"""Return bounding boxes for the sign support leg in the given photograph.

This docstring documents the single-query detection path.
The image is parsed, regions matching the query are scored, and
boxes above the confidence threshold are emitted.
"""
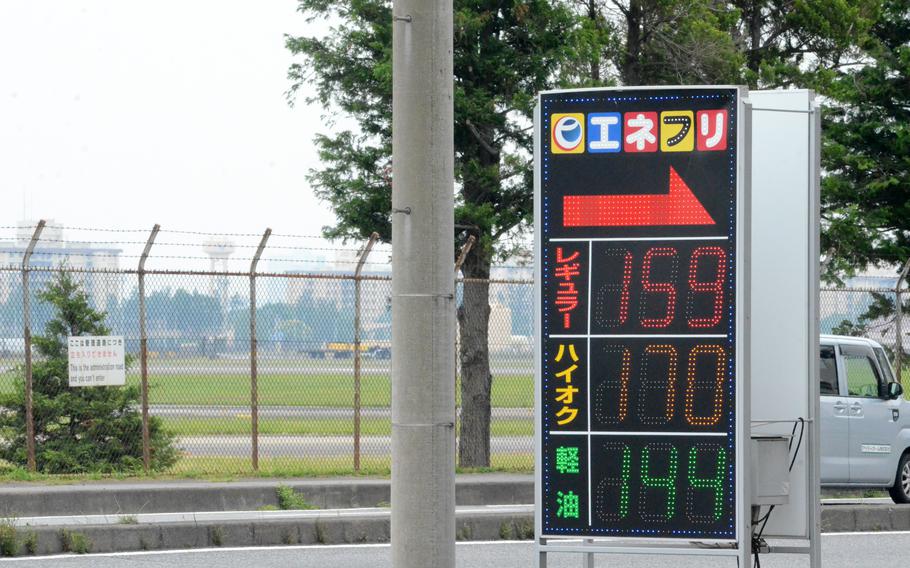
[583,539,594,568]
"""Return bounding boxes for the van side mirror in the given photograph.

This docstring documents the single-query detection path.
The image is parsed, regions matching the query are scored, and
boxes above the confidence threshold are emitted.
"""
[887,382,904,400]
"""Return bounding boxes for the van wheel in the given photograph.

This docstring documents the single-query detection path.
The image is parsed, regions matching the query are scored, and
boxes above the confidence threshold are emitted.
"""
[889,453,910,504]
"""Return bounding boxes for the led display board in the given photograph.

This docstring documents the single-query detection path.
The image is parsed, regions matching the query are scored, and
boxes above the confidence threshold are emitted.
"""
[536,87,745,540]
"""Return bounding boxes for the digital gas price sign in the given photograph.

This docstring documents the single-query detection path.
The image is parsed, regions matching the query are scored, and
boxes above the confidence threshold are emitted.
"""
[536,87,745,541]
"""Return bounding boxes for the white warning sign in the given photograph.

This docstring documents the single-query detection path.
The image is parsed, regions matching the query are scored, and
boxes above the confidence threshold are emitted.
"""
[67,336,126,387]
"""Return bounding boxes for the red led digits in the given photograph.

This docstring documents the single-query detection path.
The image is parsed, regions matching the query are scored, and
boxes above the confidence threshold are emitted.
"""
[686,247,727,328]
[639,247,678,328]
[684,345,726,426]
[595,249,633,328]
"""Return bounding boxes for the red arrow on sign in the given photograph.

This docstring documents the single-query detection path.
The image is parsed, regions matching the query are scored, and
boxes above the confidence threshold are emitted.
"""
[563,166,715,227]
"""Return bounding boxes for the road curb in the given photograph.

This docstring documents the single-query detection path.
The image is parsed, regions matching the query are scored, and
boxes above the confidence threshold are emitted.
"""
[822,504,910,533]
[3,509,532,556]
[0,475,533,517]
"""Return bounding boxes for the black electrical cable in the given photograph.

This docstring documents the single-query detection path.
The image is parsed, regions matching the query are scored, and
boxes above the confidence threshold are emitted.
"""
[753,417,806,568]
[789,418,806,472]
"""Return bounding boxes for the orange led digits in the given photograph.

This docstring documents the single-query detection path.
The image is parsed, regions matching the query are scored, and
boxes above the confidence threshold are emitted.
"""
[686,246,727,328]
[684,345,726,426]
[639,247,679,328]
[638,344,677,425]
[594,345,631,425]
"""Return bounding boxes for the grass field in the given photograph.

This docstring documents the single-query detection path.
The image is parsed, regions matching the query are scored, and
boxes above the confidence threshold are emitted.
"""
[0,371,534,408]
[0,367,534,438]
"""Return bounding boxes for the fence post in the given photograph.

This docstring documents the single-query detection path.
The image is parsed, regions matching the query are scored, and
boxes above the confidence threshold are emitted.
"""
[896,259,910,393]
[250,229,271,472]
[21,219,46,473]
[353,232,380,472]
[138,224,160,473]
[453,236,475,448]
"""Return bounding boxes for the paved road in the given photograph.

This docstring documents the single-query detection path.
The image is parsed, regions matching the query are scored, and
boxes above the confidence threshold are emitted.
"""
[152,404,532,420]
[143,363,532,376]
[177,434,533,457]
[1,532,906,567]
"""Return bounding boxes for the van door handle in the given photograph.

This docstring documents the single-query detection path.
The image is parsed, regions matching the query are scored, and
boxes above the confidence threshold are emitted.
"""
[833,401,848,415]
[850,402,864,417]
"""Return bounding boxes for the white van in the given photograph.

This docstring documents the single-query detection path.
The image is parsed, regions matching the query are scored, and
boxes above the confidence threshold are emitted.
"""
[820,334,910,502]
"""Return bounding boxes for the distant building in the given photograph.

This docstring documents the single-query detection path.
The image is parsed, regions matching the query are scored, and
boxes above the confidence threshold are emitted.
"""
[0,220,121,310]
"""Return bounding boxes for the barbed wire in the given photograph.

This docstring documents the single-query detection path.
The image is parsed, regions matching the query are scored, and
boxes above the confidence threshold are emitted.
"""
[0,225,334,240]
[16,237,390,254]
[21,251,393,265]
[158,228,323,239]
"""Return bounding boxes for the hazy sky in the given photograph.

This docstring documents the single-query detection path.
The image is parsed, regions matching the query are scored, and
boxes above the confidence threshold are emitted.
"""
[0,1,338,240]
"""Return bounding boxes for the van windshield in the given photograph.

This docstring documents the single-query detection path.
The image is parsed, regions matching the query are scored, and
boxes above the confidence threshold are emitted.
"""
[874,348,896,383]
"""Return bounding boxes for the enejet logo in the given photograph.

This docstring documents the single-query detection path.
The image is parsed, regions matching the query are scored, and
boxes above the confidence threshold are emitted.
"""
[549,109,729,155]
[550,113,585,154]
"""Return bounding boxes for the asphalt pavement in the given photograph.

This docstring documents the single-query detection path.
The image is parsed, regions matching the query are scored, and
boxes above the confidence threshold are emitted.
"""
[143,363,531,376]
[176,434,533,457]
[151,404,532,420]
[1,532,906,567]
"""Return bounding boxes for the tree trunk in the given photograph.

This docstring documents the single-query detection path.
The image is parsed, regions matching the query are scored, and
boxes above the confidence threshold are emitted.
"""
[588,0,601,83]
[747,0,762,73]
[622,0,644,85]
[458,247,493,468]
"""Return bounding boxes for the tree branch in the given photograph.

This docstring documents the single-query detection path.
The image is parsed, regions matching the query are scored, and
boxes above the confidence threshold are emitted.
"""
[465,119,501,157]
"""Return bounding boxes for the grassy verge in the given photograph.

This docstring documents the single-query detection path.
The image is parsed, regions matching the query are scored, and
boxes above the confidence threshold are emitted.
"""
[0,454,533,483]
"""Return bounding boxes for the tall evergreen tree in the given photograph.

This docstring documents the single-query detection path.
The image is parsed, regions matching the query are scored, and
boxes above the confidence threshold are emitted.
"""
[286,0,885,466]
[287,0,575,466]
[0,272,177,473]
[567,0,880,88]
[821,0,910,277]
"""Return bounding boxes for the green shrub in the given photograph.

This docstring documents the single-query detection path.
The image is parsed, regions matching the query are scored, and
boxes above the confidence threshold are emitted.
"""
[0,518,17,557]
[60,530,91,554]
[211,526,224,547]
[0,272,178,474]
[276,486,317,510]
[23,531,37,555]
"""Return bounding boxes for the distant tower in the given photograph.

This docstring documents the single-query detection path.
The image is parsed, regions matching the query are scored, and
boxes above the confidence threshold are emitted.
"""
[202,238,236,343]
[202,237,237,278]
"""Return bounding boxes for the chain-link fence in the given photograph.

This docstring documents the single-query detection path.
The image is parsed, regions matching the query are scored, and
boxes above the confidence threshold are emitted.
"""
[820,285,910,391]
[2,222,906,478]
[0,224,538,476]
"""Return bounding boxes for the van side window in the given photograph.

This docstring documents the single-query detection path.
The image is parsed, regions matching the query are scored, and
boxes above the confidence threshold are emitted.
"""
[819,345,838,395]
[842,346,883,398]
[874,348,895,383]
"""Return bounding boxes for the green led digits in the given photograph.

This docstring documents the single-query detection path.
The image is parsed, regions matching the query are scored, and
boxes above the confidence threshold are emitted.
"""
[594,442,631,522]
[639,443,678,521]
[686,444,726,522]
[618,444,631,518]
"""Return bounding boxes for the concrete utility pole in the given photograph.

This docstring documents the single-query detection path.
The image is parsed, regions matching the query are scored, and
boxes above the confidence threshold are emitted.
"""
[390,0,455,565]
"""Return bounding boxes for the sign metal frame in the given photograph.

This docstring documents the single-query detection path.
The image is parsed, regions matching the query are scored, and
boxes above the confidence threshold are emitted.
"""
[746,90,821,566]
[534,85,751,564]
